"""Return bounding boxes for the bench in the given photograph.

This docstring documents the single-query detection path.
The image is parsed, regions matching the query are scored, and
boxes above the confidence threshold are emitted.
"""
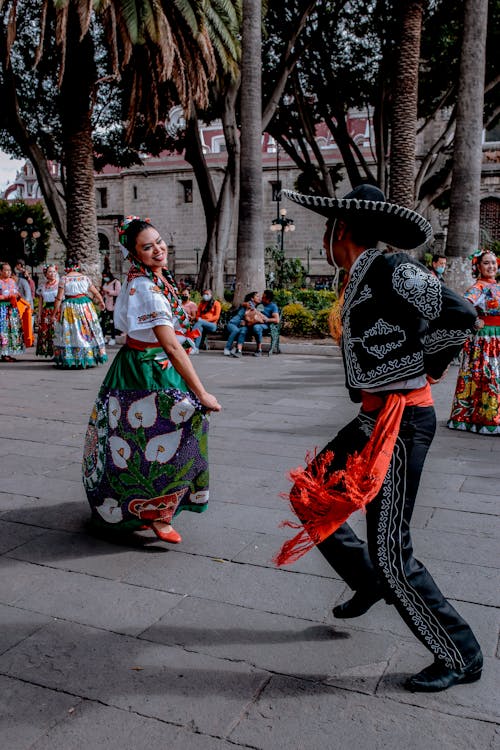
[205,313,282,355]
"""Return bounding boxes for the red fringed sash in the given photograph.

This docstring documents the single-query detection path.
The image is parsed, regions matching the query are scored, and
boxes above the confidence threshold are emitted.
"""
[273,383,434,566]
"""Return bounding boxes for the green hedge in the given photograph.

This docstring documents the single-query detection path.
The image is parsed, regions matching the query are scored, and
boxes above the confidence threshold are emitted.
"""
[282,303,315,335]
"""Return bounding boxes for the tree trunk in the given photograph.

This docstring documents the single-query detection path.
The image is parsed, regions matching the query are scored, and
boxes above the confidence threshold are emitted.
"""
[184,80,240,298]
[0,26,67,243]
[234,0,265,306]
[389,1,426,207]
[60,11,99,281]
[446,0,488,260]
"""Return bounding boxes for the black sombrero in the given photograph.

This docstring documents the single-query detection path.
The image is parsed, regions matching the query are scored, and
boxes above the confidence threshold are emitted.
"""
[282,184,432,250]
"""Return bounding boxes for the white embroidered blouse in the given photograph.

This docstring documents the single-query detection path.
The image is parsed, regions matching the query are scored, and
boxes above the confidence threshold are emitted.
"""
[114,276,175,343]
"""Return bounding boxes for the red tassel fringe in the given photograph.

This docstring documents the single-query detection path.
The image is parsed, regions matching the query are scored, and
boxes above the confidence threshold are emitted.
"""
[273,386,434,567]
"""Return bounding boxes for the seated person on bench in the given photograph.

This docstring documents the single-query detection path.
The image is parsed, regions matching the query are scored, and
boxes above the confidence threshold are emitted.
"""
[231,289,279,358]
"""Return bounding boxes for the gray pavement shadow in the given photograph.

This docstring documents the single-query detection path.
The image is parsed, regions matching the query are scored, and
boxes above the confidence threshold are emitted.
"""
[0,361,55,370]
[0,622,355,706]
[141,624,350,647]
[2,507,176,555]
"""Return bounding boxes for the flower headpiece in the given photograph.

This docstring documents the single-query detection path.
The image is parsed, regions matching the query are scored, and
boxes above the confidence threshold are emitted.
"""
[65,258,80,272]
[117,215,151,258]
[468,248,492,276]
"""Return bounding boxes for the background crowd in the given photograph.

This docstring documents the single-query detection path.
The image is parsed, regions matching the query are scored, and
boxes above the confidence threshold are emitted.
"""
[1,248,499,439]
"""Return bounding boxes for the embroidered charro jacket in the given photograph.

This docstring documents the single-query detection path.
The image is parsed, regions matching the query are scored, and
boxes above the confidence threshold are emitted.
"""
[341,248,477,399]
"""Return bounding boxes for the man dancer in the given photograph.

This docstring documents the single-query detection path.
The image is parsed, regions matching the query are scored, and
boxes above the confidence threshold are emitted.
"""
[276,184,482,692]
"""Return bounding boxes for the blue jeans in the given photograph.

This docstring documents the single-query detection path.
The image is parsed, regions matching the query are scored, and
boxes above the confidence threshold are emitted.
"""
[193,319,217,348]
[249,323,269,345]
[226,322,246,349]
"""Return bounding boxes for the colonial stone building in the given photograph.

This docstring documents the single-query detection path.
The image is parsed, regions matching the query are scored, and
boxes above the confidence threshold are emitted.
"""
[4,112,499,285]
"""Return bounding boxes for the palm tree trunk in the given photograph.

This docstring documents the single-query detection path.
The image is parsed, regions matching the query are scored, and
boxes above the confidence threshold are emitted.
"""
[60,10,99,280]
[446,0,488,283]
[234,0,265,306]
[389,1,426,207]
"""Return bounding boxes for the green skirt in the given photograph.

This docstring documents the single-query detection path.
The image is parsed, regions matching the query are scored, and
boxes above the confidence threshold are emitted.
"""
[82,345,210,531]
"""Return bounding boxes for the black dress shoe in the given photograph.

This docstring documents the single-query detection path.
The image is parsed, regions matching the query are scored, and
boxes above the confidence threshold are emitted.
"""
[404,652,483,693]
[332,588,383,619]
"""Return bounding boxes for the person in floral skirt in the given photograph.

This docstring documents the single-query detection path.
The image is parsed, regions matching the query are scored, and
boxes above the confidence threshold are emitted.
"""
[0,262,24,362]
[36,264,59,358]
[82,217,221,544]
[448,249,500,435]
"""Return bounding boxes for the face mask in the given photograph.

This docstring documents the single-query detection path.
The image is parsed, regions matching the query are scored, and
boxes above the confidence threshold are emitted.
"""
[181,295,189,301]
[435,266,445,275]
[202,293,211,301]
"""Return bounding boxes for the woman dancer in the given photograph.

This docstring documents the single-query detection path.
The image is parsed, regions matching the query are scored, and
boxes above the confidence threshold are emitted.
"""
[36,264,59,358]
[0,262,24,362]
[448,249,500,435]
[82,216,221,543]
[53,256,107,368]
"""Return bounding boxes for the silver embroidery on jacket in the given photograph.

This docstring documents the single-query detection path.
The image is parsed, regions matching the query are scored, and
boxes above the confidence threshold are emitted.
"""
[423,329,469,353]
[392,263,442,319]
[359,319,406,360]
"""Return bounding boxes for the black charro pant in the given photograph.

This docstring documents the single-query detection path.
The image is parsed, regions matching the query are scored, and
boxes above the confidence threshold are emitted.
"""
[295,404,481,669]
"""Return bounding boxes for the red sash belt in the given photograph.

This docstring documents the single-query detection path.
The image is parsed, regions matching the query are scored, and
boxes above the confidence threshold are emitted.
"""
[126,336,158,350]
[66,293,87,299]
[274,383,434,566]
[480,315,500,326]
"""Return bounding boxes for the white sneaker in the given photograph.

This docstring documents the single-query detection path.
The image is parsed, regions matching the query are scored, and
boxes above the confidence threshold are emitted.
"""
[107,338,116,346]
[223,349,231,356]
[191,348,199,355]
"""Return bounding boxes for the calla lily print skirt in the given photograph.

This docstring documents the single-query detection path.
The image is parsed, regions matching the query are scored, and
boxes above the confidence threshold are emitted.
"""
[82,346,209,530]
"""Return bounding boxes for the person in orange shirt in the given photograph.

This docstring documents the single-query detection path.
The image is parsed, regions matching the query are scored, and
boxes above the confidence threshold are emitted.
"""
[192,288,221,352]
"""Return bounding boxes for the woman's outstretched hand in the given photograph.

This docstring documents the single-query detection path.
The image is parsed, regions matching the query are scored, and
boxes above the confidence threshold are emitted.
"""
[198,391,222,412]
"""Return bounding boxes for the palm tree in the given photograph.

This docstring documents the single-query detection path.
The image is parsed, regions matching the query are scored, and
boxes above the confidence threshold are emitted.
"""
[446,0,489,291]
[389,1,427,207]
[234,0,266,303]
[1,0,234,276]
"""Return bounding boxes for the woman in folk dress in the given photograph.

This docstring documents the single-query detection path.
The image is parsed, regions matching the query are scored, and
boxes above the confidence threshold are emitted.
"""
[0,261,24,361]
[82,217,221,543]
[448,249,500,435]
[53,256,107,368]
[36,264,59,357]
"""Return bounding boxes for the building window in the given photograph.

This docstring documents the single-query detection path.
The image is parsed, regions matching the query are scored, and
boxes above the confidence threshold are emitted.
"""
[133,185,138,200]
[97,187,108,209]
[271,180,282,202]
[480,197,500,243]
[180,180,193,203]
[98,232,110,252]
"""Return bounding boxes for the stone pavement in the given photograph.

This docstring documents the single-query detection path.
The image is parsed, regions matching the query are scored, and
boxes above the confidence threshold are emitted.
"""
[0,348,499,750]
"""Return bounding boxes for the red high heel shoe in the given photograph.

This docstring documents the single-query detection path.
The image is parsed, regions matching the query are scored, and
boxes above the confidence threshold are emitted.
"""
[151,524,182,543]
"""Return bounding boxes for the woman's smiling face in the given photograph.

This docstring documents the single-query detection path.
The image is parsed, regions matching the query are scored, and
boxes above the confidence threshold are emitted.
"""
[133,226,168,270]
[478,252,498,280]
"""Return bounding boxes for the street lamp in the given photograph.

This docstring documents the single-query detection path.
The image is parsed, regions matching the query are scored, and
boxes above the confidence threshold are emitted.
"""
[270,207,295,251]
[269,143,295,251]
[20,217,41,273]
